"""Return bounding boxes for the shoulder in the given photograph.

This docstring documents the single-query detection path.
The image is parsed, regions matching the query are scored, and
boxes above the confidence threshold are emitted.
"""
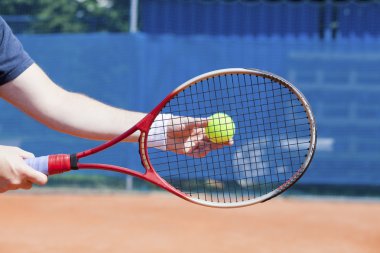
[0,16,12,42]
[0,16,34,86]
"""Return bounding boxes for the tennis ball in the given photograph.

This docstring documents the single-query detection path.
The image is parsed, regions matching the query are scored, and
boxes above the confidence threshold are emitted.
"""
[206,113,235,143]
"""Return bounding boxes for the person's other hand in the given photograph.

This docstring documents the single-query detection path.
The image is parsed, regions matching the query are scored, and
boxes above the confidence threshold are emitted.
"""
[166,116,233,158]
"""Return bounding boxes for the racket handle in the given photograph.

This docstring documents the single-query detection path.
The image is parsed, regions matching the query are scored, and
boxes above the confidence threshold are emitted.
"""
[25,154,73,176]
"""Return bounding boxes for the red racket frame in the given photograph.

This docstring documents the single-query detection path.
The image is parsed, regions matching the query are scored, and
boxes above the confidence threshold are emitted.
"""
[31,68,317,208]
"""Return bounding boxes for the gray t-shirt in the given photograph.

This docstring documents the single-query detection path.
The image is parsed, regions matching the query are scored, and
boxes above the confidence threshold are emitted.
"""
[0,16,34,85]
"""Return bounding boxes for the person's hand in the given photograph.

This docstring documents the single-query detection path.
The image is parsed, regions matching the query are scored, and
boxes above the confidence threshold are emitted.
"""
[166,116,233,158]
[0,145,48,193]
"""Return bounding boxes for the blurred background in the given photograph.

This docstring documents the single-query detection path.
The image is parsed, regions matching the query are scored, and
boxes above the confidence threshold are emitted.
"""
[1,0,379,196]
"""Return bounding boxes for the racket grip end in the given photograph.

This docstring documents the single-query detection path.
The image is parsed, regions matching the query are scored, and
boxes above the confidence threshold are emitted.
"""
[26,154,72,176]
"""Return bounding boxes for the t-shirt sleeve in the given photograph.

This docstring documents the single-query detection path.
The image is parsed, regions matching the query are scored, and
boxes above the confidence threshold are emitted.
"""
[0,17,34,86]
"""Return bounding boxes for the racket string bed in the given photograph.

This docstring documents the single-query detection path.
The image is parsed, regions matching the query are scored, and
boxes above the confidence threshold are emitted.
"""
[147,71,313,205]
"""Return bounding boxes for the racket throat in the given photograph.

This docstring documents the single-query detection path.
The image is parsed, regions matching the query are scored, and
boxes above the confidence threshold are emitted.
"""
[136,113,156,132]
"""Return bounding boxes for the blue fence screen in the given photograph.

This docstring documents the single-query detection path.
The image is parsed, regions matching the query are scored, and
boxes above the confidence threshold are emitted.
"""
[140,0,380,38]
[0,33,379,186]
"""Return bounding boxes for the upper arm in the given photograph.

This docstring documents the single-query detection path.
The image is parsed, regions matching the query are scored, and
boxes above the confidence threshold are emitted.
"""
[0,18,71,133]
[0,63,67,119]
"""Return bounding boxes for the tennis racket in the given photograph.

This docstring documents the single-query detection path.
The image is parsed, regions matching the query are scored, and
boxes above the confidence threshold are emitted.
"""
[26,68,316,208]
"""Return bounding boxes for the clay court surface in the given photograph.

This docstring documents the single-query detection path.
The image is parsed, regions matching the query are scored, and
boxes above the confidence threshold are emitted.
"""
[1,192,379,253]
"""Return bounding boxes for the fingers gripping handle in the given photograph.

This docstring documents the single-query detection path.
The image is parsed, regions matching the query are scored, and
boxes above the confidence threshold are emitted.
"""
[25,154,74,176]
[25,156,49,174]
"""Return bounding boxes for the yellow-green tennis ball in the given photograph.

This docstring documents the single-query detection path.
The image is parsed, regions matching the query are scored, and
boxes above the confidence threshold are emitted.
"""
[206,113,235,143]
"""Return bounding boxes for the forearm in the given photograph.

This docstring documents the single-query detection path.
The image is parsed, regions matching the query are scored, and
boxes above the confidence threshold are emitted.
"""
[32,91,146,142]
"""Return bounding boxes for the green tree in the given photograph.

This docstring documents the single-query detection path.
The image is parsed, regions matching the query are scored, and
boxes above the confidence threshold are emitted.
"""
[0,0,130,33]
[0,0,38,15]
